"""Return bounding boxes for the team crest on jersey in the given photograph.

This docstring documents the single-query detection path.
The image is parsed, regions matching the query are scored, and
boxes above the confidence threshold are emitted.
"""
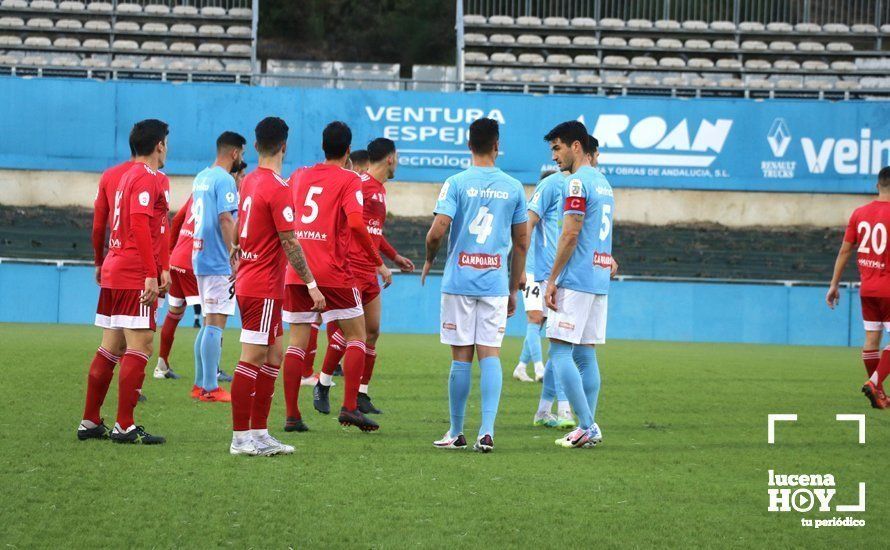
[138,191,150,206]
[356,190,364,206]
[458,252,501,269]
[594,252,613,269]
[164,190,170,205]
[569,179,583,197]
[283,206,294,222]
[438,181,451,201]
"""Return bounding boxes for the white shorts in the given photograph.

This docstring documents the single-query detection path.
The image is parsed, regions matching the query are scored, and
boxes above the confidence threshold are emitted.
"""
[440,293,508,347]
[522,276,545,313]
[545,288,607,345]
[197,275,237,316]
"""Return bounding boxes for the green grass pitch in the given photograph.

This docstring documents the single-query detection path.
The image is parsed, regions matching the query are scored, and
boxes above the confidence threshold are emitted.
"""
[0,322,887,547]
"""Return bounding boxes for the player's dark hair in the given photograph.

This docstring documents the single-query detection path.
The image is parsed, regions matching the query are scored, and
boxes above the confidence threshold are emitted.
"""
[469,118,499,154]
[129,119,169,157]
[350,149,370,165]
[231,160,248,174]
[587,135,599,153]
[255,117,289,156]
[217,131,246,153]
[540,169,557,180]
[544,121,589,152]
[367,138,396,163]
[879,166,890,189]
[323,121,352,160]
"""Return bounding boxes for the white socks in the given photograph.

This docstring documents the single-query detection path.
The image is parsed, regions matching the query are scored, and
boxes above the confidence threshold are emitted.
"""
[557,401,571,416]
[537,399,553,416]
[319,372,333,387]
[359,384,369,394]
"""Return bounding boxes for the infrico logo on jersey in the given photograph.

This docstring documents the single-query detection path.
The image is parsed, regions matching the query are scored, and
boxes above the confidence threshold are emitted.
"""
[458,252,501,270]
[584,114,733,178]
[466,188,510,200]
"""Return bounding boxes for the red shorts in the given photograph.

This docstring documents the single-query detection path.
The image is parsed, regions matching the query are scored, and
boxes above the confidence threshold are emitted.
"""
[357,276,381,305]
[861,296,890,331]
[283,284,362,325]
[95,288,157,331]
[168,265,200,307]
[237,296,283,346]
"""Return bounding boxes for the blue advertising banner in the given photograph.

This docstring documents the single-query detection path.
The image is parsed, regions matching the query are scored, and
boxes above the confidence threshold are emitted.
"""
[1,76,889,193]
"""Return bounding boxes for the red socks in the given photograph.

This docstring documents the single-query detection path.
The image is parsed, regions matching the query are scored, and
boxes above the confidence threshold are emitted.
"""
[116,349,149,430]
[283,347,305,420]
[231,361,259,431]
[158,310,183,362]
[873,347,890,388]
[303,324,319,377]
[342,340,366,410]
[362,345,376,386]
[322,325,346,376]
[251,363,280,430]
[83,347,119,424]
[863,349,880,381]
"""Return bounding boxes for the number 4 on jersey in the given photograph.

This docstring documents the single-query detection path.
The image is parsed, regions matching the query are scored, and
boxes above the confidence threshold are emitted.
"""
[469,206,494,244]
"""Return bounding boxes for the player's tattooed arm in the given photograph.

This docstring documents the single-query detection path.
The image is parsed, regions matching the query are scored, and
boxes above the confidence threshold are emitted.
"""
[278,230,315,283]
[545,213,584,311]
[421,214,452,286]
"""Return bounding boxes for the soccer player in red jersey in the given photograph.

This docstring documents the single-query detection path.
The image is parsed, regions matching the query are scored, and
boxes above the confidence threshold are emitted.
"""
[828,166,890,409]
[349,149,370,175]
[282,121,388,433]
[78,119,171,444]
[229,117,324,456]
[315,138,415,415]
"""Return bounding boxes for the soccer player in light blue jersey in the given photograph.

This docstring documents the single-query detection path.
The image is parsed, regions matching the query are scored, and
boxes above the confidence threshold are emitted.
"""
[512,214,544,383]
[422,118,529,453]
[543,122,615,449]
[191,131,246,403]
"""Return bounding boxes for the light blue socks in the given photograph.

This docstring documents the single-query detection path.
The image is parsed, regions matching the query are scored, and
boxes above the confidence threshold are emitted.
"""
[448,361,472,436]
[573,345,601,425]
[200,325,223,391]
[550,341,592,429]
[193,325,205,388]
[478,356,503,437]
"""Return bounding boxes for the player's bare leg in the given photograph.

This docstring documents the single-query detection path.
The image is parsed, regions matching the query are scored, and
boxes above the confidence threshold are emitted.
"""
[78,328,127,440]
[862,330,889,408]
[197,312,231,402]
[434,344,475,450]
[357,295,383,414]
[336,315,379,431]
[283,322,314,431]
[109,328,165,444]
[155,303,185,380]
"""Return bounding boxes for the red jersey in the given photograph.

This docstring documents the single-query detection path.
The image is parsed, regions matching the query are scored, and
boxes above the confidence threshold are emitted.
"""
[286,163,364,287]
[348,173,388,280]
[170,195,195,270]
[155,172,171,263]
[92,160,136,265]
[845,200,890,297]
[235,167,294,299]
[101,162,169,289]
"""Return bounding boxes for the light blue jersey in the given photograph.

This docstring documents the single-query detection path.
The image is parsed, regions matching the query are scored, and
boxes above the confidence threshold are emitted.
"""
[527,171,563,283]
[557,165,614,295]
[191,165,238,276]
[525,233,536,275]
[435,165,528,297]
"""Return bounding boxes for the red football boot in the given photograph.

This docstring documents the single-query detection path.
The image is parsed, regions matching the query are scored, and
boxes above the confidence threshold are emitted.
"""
[862,381,888,409]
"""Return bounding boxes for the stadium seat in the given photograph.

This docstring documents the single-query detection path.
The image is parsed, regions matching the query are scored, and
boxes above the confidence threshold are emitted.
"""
[801,60,829,71]
[572,35,597,46]
[170,41,197,52]
[50,54,78,66]
[483,15,509,26]
[111,57,137,69]
[490,69,518,82]
[26,18,53,28]
[52,37,79,48]
[546,54,572,65]
[852,24,878,33]
[656,38,682,49]
[805,79,833,90]
[631,74,658,86]
[574,54,599,66]
[543,17,569,27]
[716,58,741,68]
[82,38,108,48]
[690,76,716,87]
[834,79,859,90]
[516,34,542,44]
[713,40,738,50]
[682,20,708,30]
[831,60,856,71]
[720,78,744,88]
[463,33,486,44]
[115,2,141,13]
[631,56,657,67]
[0,35,22,45]
[86,1,111,12]
[490,52,515,63]
[517,53,543,63]
[228,25,252,37]
[827,42,854,52]
[199,25,225,36]
[744,59,771,70]
[570,17,596,28]
[0,53,19,65]
[684,39,710,50]
[658,56,685,68]
[710,20,735,31]
[604,74,629,85]
[600,36,626,47]
[139,57,166,70]
[225,60,252,73]
[464,68,488,81]
[22,54,48,65]
[24,35,50,46]
[626,19,653,29]
[794,23,821,32]
[464,51,487,62]
[598,18,625,28]
[56,19,82,29]
[113,21,140,32]
[773,59,801,70]
[489,34,515,44]
[688,57,715,68]
[112,39,138,50]
[575,73,602,84]
[226,43,250,54]
[628,37,654,48]
[798,41,825,52]
[519,71,546,83]
[58,1,85,10]
[738,21,765,31]
[860,77,890,88]
[0,0,27,7]
[548,72,572,83]
[171,23,197,34]
[143,22,168,33]
[172,5,198,16]
[30,0,56,9]
[822,23,850,33]
[201,6,226,17]
[602,55,629,67]
[84,19,110,30]
[515,16,541,26]
[661,75,686,86]
[544,35,571,45]
[141,41,167,51]
[765,22,792,32]
[741,40,767,51]
[746,78,773,89]
[144,4,170,15]
[0,16,24,27]
[166,59,190,71]
[882,24,890,33]
[462,14,486,25]
[81,56,108,67]
[769,41,796,51]
[197,59,224,72]
[775,77,802,88]
[654,19,680,29]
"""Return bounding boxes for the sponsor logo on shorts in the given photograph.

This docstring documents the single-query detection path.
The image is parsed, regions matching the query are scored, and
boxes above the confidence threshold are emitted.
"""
[442,322,457,331]
[458,252,501,269]
[206,298,218,304]
[559,321,575,330]
[497,327,505,333]
[594,252,613,269]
